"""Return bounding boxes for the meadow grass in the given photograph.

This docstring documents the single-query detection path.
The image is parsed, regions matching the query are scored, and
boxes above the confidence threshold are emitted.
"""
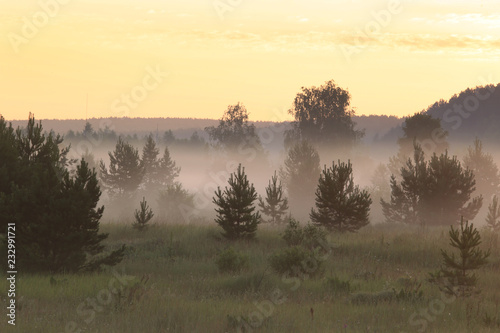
[1,221,499,332]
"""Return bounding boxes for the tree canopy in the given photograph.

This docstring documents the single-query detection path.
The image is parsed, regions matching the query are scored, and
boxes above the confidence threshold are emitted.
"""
[205,103,263,154]
[285,80,364,150]
[0,116,124,273]
[382,143,482,226]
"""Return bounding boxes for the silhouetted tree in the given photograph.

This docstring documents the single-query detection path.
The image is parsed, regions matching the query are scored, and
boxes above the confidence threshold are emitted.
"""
[213,164,261,239]
[0,116,124,273]
[99,137,144,199]
[389,112,448,176]
[141,134,180,191]
[429,217,490,297]
[463,138,500,201]
[258,171,289,224]
[382,143,482,226]
[486,195,500,232]
[285,80,363,150]
[399,112,448,155]
[158,146,180,186]
[311,160,371,232]
[280,141,321,215]
[205,103,264,156]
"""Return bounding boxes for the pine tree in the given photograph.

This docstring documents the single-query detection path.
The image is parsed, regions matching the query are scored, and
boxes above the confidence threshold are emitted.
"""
[429,217,490,297]
[486,195,500,231]
[158,146,180,186]
[99,137,144,199]
[310,160,372,232]
[133,197,154,231]
[213,164,261,239]
[258,171,289,224]
[0,116,124,273]
[141,134,180,191]
[382,143,482,226]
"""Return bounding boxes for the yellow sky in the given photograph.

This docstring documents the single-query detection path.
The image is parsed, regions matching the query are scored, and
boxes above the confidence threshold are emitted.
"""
[0,0,499,122]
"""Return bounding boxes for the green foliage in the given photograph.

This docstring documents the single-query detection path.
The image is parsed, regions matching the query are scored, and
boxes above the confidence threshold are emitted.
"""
[429,217,490,297]
[213,164,261,240]
[282,218,327,250]
[0,116,124,273]
[325,276,351,295]
[258,171,289,224]
[99,137,144,199]
[393,279,423,302]
[133,197,154,231]
[269,246,312,277]
[158,182,195,223]
[285,79,364,150]
[271,218,327,277]
[215,247,249,274]
[486,195,500,232]
[382,143,483,226]
[310,160,371,232]
[350,290,395,305]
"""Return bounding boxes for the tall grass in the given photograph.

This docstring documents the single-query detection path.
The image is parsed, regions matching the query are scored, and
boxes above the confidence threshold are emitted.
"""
[1,222,499,332]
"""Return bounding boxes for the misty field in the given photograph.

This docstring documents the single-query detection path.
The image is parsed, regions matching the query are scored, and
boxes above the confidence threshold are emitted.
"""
[1,220,499,333]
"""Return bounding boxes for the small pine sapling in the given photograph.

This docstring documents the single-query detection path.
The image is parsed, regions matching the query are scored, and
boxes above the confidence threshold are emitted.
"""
[133,197,154,231]
[429,217,490,297]
[258,171,289,224]
[213,164,261,240]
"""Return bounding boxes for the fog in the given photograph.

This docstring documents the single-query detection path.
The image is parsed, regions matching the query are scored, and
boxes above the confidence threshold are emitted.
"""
[39,114,499,229]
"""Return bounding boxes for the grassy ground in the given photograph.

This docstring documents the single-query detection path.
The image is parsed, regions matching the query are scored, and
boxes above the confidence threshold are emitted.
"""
[1,221,500,333]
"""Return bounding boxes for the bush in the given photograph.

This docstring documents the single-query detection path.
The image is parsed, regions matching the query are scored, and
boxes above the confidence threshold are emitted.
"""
[282,218,303,247]
[269,246,323,277]
[282,218,327,250]
[215,247,249,274]
[325,276,351,295]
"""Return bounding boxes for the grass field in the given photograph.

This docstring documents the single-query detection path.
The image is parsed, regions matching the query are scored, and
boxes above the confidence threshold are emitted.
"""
[1,220,500,333]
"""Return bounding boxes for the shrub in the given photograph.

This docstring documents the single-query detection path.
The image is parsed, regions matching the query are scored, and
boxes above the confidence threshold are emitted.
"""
[325,276,351,295]
[282,218,303,247]
[282,218,327,250]
[215,247,249,274]
[269,246,323,277]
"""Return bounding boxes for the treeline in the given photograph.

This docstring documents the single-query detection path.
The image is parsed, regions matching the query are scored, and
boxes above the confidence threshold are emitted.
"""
[2,79,500,275]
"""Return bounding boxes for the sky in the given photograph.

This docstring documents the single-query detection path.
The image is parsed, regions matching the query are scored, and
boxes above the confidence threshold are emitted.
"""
[0,0,499,122]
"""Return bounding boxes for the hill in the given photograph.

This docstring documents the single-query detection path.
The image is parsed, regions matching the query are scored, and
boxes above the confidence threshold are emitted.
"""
[380,83,500,145]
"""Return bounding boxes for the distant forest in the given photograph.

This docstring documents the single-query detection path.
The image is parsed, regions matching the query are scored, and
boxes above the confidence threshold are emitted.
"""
[5,83,500,147]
